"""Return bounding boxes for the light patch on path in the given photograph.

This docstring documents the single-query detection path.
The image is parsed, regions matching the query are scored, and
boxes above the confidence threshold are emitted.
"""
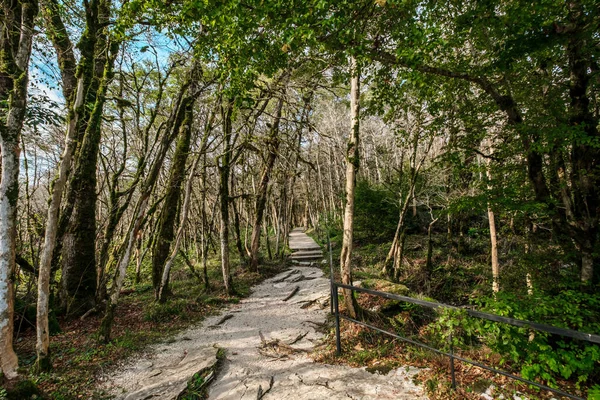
[101,231,426,399]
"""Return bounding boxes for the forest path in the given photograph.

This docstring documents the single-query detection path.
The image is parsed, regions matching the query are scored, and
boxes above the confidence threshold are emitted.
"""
[101,229,426,399]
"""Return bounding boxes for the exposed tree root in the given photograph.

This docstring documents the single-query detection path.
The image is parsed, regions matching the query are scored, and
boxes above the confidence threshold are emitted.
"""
[283,286,300,301]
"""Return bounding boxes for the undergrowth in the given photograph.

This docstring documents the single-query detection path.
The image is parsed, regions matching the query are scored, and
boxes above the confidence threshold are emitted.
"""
[312,219,599,400]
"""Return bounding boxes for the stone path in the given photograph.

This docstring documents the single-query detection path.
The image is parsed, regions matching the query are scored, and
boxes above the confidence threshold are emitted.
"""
[100,229,426,399]
[289,227,324,265]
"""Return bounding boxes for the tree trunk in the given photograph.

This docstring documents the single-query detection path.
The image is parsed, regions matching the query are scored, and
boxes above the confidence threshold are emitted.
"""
[565,3,599,284]
[96,81,193,343]
[59,1,118,316]
[60,41,119,315]
[200,152,211,290]
[35,68,89,371]
[393,230,407,282]
[426,215,439,277]
[488,206,499,293]
[485,151,500,293]
[231,188,246,265]
[134,232,145,284]
[340,58,361,319]
[158,152,201,302]
[249,95,284,271]
[525,221,534,295]
[384,193,411,279]
[219,100,234,295]
[0,0,38,378]
[151,100,193,296]
[581,247,594,283]
[412,196,417,217]
[264,223,272,260]
[457,218,466,255]
[0,139,20,380]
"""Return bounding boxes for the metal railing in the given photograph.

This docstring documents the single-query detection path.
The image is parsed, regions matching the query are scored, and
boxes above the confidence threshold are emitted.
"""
[326,237,599,400]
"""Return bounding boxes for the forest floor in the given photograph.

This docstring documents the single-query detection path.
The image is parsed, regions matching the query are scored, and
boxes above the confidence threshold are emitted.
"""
[12,261,283,399]
[100,232,426,399]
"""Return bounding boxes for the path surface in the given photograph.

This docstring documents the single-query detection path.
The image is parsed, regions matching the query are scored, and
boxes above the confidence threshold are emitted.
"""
[101,229,426,399]
[289,227,324,265]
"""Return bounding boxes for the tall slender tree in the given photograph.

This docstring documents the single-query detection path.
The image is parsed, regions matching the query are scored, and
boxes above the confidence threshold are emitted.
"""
[0,0,38,378]
[249,93,284,271]
[218,99,235,295]
[340,57,361,318]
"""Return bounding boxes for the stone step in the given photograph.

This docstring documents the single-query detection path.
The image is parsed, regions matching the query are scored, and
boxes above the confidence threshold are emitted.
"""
[288,227,323,265]
[291,250,323,256]
[291,260,316,266]
[289,244,321,251]
[290,254,323,260]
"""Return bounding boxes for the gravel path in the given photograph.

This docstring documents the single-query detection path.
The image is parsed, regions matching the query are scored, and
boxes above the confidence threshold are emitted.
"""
[101,231,426,399]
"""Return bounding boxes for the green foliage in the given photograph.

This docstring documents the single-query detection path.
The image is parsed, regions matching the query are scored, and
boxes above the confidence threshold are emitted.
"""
[477,291,600,386]
[437,291,600,387]
[180,352,224,400]
[387,300,436,337]
[427,308,478,351]
[195,294,226,306]
[25,92,64,131]
[13,299,61,336]
[354,180,398,241]
[589,385,600,400]
[180,371,207,400]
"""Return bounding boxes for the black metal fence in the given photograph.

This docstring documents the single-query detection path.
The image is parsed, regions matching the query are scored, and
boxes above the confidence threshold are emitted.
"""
[326,241,600,399]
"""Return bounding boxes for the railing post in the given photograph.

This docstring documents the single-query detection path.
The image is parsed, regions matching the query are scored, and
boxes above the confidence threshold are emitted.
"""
[449,332,456,389]
[328,232,334,315]
[333,284,341,355]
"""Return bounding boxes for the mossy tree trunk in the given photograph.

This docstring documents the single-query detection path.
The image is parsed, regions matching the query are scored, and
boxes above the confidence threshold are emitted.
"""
[484,145,500,293]
[57,0,118,317]
[97,81,194,343]
[231,176,247,265]
[151,99,194,297]
[158,147,202,303]
[0,0,38,378]
[425,203,439,279]
[158,102,217,302]
[96,65,166,303]
[36,0,87,370]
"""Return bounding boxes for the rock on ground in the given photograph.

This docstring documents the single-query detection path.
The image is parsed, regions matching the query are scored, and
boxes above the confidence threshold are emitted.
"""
[111,346,219,400]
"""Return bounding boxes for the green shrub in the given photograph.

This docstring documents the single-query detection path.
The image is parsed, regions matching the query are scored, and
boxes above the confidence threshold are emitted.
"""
[354,180,398,241]
[450,290,600,387]
[425,289,600,388]
[427,308,479,351]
